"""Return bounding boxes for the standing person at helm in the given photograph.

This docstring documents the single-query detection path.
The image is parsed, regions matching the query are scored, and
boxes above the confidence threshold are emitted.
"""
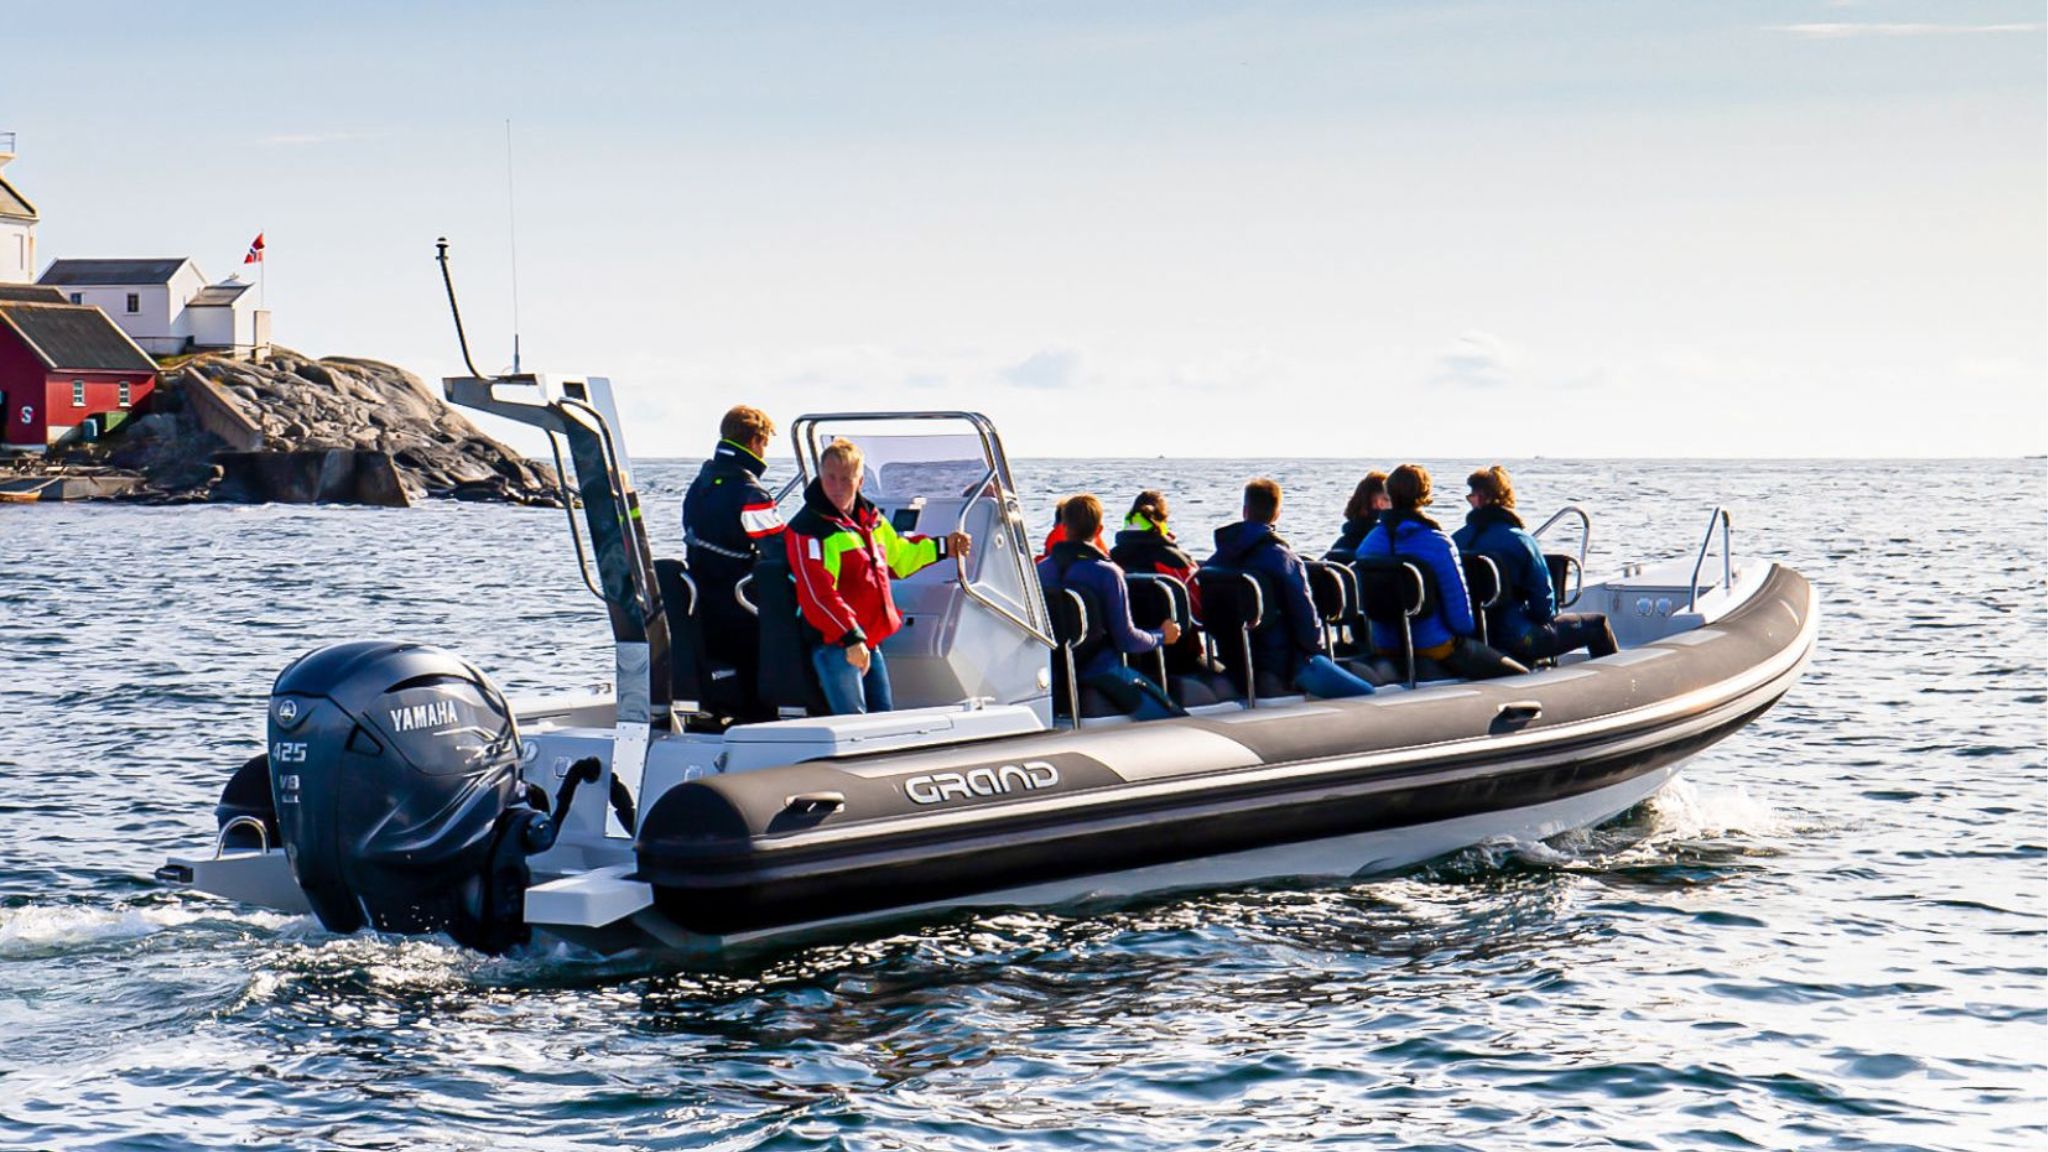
[787,439,971,715]
[1454,465,1618,662]
[681,405,783,717]
[1355,464,1527,680]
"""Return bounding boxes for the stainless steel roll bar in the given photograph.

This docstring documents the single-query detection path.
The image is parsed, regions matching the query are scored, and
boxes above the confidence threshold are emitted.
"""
[1688,507,1734,613]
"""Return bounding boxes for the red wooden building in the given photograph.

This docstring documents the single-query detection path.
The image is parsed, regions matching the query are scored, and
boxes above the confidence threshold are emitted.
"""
[0,291,158,451]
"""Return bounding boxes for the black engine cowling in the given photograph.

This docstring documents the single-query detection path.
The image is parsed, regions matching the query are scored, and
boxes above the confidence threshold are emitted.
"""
[267,641,552,953]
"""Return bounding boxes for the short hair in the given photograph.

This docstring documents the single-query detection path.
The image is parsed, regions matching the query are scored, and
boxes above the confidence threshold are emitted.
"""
[1387,464,1432,510]
[1344,471,1388,521]
[1466,465,1516,510]
[1061,493,1104,540]
[1126,489,1169,525]
[1243,477,1282,524]
[819,438,864,472]
[719,405,775,445]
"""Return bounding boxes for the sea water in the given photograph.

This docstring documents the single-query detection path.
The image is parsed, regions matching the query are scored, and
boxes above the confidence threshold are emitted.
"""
[0,458,2040,1151]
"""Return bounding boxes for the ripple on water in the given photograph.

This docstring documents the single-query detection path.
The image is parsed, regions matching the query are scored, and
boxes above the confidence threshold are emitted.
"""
[1,458,2043,1150]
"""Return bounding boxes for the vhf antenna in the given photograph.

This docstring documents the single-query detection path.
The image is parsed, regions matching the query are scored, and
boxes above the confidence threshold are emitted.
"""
[506,119,523,375]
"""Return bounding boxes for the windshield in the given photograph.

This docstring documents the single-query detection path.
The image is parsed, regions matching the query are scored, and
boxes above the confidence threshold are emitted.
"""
[802,427,994,500]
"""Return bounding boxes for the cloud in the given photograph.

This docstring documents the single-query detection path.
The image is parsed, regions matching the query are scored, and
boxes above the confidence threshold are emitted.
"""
[1429,330,1513,391]
[1003,347,1083,390]
[1768,22,2044,38]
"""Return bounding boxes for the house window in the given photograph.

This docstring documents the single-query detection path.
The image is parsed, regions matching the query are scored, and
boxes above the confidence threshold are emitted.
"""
[68,293,81,305]
[72,380,86,407]
[126,293,140,314]
[118,381,132,408]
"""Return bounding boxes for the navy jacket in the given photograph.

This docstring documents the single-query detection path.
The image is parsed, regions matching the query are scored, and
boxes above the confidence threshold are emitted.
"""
[1324,512,1378,561]
[1037,541,1161,680]
[681,440,782,620]
[1207,520,1321,677]
[1453,505,1555,649]
[1356,510,1474,652]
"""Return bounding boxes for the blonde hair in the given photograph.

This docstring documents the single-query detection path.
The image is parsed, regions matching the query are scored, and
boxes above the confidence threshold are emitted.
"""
[820,438,864,472]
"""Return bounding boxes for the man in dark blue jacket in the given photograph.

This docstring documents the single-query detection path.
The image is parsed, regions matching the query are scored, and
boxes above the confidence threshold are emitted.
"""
[1036,494,1185,721]
[681,405,783,716]
[1207,478,1377,699]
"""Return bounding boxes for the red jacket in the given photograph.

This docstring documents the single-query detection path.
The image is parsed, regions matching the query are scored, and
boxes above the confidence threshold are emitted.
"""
[787,481,950,648]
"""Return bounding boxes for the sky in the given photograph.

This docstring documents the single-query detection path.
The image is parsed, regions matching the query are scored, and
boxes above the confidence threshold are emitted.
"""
[3,1,2043,459]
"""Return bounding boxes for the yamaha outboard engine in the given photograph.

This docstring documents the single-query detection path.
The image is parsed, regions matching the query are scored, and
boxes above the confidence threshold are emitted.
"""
[267,641,554,953]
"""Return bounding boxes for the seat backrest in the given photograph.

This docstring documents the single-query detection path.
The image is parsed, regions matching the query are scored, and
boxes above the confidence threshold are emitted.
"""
[1352,557,1433,624]
[1463,553,1505,610]
[1125,573,1191,632]
[1304,560,1350,625]
[1193,568,1266,694]
[1047,585,1091,647]
[752,546,828,715]
[1545,552,1582,608]
[652,558,706,706]
[1046,587,1091,722]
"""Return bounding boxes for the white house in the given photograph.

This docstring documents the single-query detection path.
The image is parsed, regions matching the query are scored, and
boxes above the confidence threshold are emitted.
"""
[37,258,269,358]
[0,133,37,285]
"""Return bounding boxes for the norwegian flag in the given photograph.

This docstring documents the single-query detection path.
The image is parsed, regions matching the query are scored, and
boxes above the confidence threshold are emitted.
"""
[244,233,265,264]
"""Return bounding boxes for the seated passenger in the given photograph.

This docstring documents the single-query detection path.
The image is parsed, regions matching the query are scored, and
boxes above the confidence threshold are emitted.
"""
[1037,494,1186,721]
[787,438,970,715]
[1323,471,1389,561]
[1038,496,1107,562]
[1454,465,1617,662]
[1109,489,1209,666]
[1208,478,1378,699]
[1356,464,1527,680]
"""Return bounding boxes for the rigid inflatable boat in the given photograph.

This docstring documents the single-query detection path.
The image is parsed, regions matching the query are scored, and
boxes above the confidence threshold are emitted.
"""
[159,372,1817,958]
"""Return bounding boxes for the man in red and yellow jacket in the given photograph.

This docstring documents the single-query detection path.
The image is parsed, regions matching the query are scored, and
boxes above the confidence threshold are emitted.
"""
[787,438,970,714]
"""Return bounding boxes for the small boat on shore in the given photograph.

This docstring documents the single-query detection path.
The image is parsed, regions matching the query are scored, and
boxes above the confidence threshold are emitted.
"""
[159,372,1817,959]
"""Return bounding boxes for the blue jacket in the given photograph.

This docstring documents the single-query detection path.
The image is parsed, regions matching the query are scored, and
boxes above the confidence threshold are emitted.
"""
[1355,510,1474,653]
[1037,541,1161,680]
[1453,506,1555,650]
[1207,520,1321,677]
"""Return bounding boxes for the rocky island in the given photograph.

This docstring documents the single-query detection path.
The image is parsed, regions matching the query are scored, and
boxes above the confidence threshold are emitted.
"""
[0,349,559,506]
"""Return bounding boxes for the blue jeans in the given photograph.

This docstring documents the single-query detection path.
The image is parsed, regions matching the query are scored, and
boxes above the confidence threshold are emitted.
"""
[812,644,894,715]
[1293,653,1376,698]
[1083,665,1185,721]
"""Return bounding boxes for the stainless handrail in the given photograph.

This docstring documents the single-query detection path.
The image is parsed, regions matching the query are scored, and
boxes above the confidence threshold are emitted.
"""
[1687,507,1734,613]
[1532,504,1591,569]
[733,573,758,617]
[559,396,657,620]
[954,464,1056,648]
[215,815,269,858]
[545,430,607,603]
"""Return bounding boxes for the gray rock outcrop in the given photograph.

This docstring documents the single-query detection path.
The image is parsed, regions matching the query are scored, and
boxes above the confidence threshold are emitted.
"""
[88,348,561,505]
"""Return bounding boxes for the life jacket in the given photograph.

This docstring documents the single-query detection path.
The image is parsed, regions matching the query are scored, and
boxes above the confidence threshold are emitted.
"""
[785,480,947,648]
